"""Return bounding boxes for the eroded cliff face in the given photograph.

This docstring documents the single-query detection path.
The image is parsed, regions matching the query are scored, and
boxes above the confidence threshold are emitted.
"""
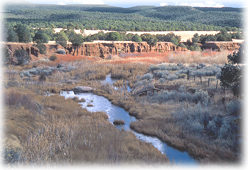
[203,42,242,51]
[4,41,242,62]
[3,42,40,64]
[77,41,188,58]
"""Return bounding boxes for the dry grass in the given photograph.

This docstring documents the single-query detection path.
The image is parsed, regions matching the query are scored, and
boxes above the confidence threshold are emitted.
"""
[3,86,168,165]
[3,49,240,164]
[168,50,231,64]
[101,52,169,65]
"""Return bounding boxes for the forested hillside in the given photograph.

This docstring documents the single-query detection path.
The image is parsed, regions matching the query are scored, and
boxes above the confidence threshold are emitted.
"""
[4,4,243,31]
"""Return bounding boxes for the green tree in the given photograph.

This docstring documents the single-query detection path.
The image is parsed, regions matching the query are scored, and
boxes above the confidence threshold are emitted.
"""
[14,24,31,43]
[106,32,123,41]
[220,64,241,91]
[131,34,142,42]
[33,29,49,43]
[220,46,243,96]
[171,38,179,46]
[178,42,187,48]
[228,44,243,64]
[192,33,200,43]
[141,34,158,46]
[56,31,68,47]
[70,34,84,47]
[70,34,84,55]
[7,28,18,42]
[45,28,55,41]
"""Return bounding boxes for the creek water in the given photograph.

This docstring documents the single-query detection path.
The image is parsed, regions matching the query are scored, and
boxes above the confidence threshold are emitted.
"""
[60,74,197,165]
[101,74,131,92]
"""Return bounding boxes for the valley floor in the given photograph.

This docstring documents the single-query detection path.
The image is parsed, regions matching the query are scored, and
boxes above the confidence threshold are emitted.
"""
[3,50,241,165]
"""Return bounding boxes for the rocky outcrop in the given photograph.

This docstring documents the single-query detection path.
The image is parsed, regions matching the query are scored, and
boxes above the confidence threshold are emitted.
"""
[203,41,242,51]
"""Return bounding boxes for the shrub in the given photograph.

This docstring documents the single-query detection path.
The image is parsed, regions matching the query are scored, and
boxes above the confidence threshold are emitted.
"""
[220,64,241,91]
[57,49,66,54]
[20,71,30,78]
[149,64,180,72]
[141,73,153,80]
[29,68,40,75]
[35,43,46,54]
[38,72,46,82]
[177,74,187,79]
[159,78,166,83]
[165,74,178,81]
[42,69,52,76]
[153,70,169,78]
[133,79,149,88]
[49,55,58,61]
[132,34,142,42]
[227,44,243,64]
[226,100,242,115]
[191,90,209,104]
[57,64,63,68]
[14,48,30,65]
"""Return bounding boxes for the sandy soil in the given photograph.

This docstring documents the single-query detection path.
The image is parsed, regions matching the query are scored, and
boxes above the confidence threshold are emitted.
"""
[83,30,220,42]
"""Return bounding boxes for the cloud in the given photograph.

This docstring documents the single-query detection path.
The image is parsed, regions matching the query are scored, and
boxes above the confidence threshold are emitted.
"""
[58,2,66,5]
[72,0,105,4]
[160,2,168,6]
[175,1,225,8]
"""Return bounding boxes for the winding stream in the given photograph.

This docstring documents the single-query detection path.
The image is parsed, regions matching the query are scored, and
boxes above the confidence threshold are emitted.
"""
[60,74,197,165]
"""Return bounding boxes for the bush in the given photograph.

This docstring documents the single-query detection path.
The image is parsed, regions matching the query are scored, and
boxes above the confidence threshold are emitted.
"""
[149,64,180,72]
[14,48,30,65]
[165,74,178,81]
[153,70,169,78]
[226,100,242,115]
[228,44,243,64]
[34,43,46,54]
[20,71,30,78]
[57,49,66,54]
[141,73,153,80]
[132,34,142,42]
[159,78,166,83]
[220,64,241,92]
[38,72,46,82]
[57,64,63,68]
[49,55,58,61]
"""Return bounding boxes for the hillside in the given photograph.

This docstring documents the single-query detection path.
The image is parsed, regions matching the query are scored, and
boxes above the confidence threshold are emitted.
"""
[3,4,243,31]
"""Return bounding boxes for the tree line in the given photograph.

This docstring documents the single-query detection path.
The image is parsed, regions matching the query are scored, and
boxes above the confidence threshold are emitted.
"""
[5,23,243,52]
[4,4,242,32]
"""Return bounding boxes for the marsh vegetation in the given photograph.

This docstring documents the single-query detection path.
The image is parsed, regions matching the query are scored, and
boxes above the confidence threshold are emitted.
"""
[3,48,242,165]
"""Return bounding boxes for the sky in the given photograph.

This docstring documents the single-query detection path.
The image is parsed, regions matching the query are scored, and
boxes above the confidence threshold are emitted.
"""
[3,0,246,8]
